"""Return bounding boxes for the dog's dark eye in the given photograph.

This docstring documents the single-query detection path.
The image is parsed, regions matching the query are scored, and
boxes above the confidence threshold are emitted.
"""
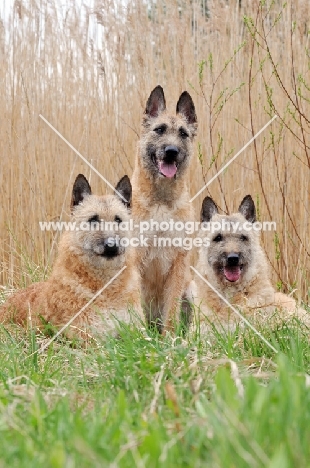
[240,234,248,241]
[154,126,166,135]
[213,234,223,242]
[88,215,100,224]
[114,216,122,224]
[179,128,189,138]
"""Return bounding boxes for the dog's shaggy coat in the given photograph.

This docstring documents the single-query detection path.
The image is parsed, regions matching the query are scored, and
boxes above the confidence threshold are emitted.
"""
[0,175,144,338]
[131,86,197,332]
[192,195,309,330]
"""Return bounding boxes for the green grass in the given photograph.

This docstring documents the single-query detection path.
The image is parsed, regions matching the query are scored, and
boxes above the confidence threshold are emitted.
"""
[0,311,310,467]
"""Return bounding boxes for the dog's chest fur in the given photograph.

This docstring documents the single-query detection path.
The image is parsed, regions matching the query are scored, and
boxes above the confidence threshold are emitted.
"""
[135,193,194,272]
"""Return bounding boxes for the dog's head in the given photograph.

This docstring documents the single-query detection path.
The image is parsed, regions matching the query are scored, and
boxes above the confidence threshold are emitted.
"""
[139,85,197,179]
[200,195,260,286]
[70,174,132,268]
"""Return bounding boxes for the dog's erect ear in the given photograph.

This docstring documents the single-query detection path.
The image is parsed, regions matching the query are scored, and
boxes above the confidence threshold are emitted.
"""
[144,85,166,118]
[238,195,256,223]
[71,174,92,211]
[115,175,132,209]
[176,91,197,125]
[201,196,219,223]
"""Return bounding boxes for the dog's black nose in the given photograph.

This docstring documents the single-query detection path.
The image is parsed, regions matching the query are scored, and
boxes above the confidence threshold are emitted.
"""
[164,145,179,160]
[103,238,119,258]
[227,253,239,266]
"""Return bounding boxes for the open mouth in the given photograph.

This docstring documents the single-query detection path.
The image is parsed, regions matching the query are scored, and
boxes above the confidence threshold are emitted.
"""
[223,265,243,282]
[151,154,178,178]
[158,160,178,178]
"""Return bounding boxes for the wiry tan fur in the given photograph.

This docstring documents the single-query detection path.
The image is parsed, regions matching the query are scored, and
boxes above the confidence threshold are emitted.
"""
[0,176,144,339]
[132,86,197,332]
[192,196,309,332]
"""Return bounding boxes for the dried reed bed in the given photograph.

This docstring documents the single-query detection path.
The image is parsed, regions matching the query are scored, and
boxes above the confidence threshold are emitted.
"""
[0,0,309,301]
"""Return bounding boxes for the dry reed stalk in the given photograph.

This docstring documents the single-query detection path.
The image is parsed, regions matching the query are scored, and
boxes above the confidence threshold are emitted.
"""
[0,0,309,302]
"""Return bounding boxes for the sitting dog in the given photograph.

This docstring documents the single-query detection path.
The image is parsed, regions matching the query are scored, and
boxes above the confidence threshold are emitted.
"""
[131,85,198,333]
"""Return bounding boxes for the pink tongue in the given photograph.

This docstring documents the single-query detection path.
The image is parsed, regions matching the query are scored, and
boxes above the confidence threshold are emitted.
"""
[224,266,241,282]
[159,161,177,178]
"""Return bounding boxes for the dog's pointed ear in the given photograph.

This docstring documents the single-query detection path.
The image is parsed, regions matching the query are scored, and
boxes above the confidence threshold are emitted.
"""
[71,174,91,211]
[201,196,218,222]
[176,91,197,126]
[115,175,132,209]
[238,195,256,223]
[144,85,166,118]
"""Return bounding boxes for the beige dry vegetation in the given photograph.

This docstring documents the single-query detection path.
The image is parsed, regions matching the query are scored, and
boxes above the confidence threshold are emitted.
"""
[0,0,309,303]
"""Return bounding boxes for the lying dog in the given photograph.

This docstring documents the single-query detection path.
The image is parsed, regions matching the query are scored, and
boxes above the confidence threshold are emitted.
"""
[192,195,309,331]
[0,174,144,339]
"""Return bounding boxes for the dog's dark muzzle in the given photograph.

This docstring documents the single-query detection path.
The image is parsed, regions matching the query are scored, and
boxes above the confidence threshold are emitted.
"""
[155,145,181,179]
[164,145,179,163]
[96,238,123,258]
[226,253,240,267]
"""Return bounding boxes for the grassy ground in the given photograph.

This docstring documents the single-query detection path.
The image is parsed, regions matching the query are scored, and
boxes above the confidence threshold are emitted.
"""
[0,302,310,467]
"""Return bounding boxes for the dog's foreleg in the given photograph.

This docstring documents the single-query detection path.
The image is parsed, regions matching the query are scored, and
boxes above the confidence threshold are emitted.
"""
[162,251,188,333]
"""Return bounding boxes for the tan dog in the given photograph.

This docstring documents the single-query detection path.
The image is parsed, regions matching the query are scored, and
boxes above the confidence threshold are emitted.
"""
[0,174,144,339]
[131,85,197,333]
[192,195,309,330]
